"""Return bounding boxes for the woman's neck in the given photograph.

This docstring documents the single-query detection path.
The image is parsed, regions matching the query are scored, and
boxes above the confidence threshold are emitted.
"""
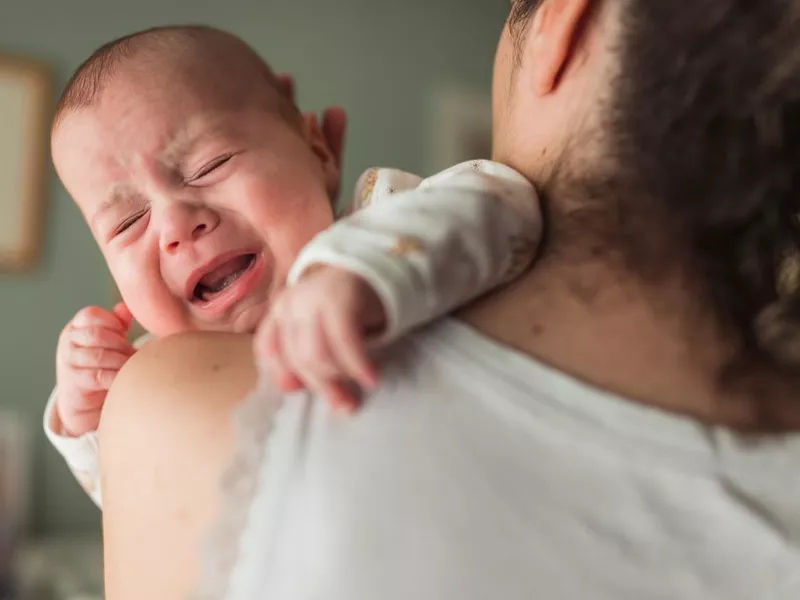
[459,257,800,431]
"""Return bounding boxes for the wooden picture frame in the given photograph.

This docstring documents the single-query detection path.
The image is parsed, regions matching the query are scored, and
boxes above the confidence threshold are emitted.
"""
[0,53,52,272]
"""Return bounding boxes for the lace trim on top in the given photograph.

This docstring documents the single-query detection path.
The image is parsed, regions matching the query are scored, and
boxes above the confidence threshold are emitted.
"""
[190,370,282,600]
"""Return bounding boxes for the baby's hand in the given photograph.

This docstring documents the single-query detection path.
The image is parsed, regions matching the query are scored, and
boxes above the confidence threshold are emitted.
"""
[55,303,136,437]
[255,266,384,413]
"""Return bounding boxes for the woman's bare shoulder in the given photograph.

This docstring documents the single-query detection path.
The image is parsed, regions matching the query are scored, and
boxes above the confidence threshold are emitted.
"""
[120,331,256,392]
[99,332,259,600]
[102,331,259,433]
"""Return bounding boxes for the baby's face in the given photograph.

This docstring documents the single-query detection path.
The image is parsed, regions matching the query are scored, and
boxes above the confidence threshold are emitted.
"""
[52,78,338,336]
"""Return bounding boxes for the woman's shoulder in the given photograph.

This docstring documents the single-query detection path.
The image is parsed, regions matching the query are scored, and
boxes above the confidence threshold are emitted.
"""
[101,331,259,435]
[121,331,256,388]
[98,331,261,600]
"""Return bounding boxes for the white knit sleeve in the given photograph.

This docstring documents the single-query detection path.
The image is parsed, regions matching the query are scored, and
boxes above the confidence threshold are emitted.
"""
[288,161,541,344]
[42,389,102,507]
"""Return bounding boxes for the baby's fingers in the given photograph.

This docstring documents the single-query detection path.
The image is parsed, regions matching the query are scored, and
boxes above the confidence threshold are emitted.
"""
[256,318,304,392]
[278,371,304,392]
[112,302,134,331]
[71,306,130,331]
[324,312,378,391]
[66,326,135,354]
[284,315,343,383]
[68,347,132,370]
[254,313,280,360]
[305,376,360,415]
[71,368,119,392]
[282,319,360,413]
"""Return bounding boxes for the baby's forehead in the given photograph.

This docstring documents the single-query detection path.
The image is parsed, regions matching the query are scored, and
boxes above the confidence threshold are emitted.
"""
[98,71,262,130]
[114,65,286,128]
[54,87,292,197]
[54,26,292,136]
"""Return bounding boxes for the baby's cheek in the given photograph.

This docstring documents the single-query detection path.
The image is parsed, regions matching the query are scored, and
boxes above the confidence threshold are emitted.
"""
[250,191,333,270]
[116,274,188,337]
[107,246,189,336]
[272,222,330,285]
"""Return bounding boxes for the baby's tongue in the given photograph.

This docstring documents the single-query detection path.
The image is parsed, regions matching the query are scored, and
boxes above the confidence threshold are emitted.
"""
[199,255,251,293]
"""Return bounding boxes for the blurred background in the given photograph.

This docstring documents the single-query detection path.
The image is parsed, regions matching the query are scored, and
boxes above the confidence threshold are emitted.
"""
[0,0,505,596]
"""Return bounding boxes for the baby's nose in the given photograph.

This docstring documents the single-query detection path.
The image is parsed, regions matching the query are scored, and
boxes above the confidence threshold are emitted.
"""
[160,203,220,254]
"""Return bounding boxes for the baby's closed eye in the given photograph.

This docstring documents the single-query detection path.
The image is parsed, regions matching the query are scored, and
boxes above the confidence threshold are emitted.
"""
[184,153,236,185]
[114,208,150,236]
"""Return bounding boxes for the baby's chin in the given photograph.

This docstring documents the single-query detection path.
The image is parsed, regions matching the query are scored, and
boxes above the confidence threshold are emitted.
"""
[138,309,264,338]
[193,301,267,335]
[229,305,266,335]
[137,293,271,337]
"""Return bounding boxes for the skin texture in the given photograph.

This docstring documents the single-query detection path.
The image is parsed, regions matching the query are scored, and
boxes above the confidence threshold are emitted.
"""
[98,1,800,598]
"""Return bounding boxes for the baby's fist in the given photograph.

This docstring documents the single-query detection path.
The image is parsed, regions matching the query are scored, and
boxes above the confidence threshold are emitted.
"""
[55,303,136,436]
[255,266,385,413]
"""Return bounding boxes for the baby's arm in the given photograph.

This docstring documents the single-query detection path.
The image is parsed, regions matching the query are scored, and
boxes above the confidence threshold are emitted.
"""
[290,160,541,343]
[44,322,153,508]
[256,160,540,410]
[43,394,103,507]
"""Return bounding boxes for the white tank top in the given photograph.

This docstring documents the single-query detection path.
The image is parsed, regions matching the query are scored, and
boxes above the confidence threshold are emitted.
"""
[204,320,800,600]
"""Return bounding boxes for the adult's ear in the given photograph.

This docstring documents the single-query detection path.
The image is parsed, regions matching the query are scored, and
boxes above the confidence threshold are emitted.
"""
[527,0,593,95]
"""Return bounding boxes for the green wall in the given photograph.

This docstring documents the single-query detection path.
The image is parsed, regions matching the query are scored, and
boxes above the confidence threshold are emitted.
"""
[0,0,507,536]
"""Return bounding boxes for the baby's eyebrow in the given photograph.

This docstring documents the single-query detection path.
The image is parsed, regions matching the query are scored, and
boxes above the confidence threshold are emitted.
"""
[91,184,138,226]
[160,127,199,166]
[160,117,228,166]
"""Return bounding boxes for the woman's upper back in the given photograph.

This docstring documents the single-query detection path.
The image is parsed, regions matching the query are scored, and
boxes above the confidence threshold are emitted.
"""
[198,320,800,600]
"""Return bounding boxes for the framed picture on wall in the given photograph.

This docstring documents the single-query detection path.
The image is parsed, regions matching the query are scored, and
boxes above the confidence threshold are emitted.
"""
[0,53,52,272]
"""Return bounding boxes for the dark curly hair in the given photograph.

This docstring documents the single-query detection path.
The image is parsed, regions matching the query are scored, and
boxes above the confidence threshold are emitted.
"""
[511,0,800,383]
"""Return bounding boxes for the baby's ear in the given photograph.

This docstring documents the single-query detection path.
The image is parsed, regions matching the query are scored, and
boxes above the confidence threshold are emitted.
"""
[302,113,341,200]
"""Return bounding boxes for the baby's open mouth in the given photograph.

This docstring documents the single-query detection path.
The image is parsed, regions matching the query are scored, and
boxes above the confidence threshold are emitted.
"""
[193,253,257,302]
